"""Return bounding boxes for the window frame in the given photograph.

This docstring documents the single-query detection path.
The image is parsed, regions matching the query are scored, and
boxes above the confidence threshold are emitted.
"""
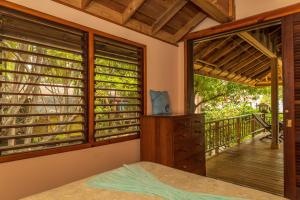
[0,1,147,163]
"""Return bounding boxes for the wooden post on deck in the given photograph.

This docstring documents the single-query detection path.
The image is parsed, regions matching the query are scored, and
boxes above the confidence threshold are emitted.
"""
[251,117,255,138]
[215,121,220,155]
[237,118,241,144]
[271,58,279,149]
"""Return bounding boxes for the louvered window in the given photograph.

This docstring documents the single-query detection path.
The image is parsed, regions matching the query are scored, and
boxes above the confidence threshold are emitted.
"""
[0,7,88,156]
[93,35,144,141]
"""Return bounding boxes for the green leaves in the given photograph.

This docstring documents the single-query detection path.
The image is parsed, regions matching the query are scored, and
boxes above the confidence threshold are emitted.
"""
[194,75,281,121]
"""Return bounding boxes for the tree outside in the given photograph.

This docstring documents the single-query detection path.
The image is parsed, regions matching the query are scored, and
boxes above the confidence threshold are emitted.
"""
[194,74,283,121]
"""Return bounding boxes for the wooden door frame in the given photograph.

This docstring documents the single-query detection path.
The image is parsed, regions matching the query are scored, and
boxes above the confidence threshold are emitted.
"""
[184,3,300,199]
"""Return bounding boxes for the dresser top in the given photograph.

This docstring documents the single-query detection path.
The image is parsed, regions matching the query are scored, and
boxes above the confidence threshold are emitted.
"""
[143,113,203,118]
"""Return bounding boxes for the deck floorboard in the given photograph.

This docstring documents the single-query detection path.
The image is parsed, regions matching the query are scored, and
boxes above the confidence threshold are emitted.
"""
[206,133,284,196]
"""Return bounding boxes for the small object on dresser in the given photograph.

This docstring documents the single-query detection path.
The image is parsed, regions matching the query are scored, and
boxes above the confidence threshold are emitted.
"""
[150,90,171,115]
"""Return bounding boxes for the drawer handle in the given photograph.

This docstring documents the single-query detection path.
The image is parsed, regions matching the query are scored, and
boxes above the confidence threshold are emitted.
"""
[182,165,187,169]
[179,134,188,138]
[178,149,188,153]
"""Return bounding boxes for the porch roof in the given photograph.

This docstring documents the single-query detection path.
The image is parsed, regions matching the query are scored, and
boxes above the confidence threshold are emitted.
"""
[193,24,282,87]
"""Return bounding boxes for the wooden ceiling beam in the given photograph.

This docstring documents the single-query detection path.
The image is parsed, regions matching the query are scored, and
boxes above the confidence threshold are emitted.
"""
[152,0,188,35]
[196,37,232,61]
[191,0,234,23]
[237,31,277,58]
[207,38,244,63]
[228,52,265,74]
[194,38,224,61]
[81,0,92,9]
[255,81,283,87]
[217,45,252,70]
[173,12,207,43]
[250,63,271,79]
[238,57,269,76]
[195,68,255,86]
[122,0,146,24]
[254,67,271,80]
[222,49,259,71]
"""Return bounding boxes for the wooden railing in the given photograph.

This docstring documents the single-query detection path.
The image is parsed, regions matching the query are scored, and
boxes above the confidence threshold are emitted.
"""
[205,113,265,156]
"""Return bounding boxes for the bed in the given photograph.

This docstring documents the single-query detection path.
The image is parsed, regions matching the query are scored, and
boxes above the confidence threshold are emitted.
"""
[22,162,285,200]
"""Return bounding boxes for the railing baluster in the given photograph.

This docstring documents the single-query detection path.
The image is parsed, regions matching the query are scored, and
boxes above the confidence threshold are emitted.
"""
[204,113,282,157]
[215,121,220,155]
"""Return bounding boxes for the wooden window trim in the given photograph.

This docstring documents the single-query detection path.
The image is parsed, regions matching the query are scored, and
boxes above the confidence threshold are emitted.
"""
[0,1,147,163]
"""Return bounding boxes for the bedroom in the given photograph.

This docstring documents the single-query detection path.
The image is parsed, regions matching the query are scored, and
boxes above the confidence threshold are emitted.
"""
[0,0,300,199]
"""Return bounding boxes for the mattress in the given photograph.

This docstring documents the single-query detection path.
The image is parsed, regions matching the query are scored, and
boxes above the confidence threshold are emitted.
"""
[22,162,286,200]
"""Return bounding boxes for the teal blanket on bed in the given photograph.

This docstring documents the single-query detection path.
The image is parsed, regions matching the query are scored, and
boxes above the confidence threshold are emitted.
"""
[86,165,245,200]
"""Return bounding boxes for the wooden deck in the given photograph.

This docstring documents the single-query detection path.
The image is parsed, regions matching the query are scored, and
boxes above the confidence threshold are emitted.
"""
[206,133,284,196]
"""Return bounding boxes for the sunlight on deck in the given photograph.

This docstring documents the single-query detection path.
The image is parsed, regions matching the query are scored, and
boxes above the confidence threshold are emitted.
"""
[206,133,283,196]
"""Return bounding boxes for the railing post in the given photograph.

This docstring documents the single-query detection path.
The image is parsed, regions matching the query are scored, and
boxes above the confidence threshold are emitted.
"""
[214,121,220,155]
[237,118,241,145]
[251,116,255,138]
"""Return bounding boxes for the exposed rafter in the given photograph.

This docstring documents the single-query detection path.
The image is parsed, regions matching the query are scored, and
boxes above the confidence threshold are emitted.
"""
[173,12,206,43]
[237,32,277,58]
[53,0,235,44]
[193,23,282,87]
[122,0,146,24]
[81,0,92,9]
[152,0,188,35]
[194,37,231,61]
[191,0,234,23]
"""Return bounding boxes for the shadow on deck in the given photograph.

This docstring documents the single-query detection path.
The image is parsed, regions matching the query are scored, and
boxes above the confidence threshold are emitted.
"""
[206,133,284,196]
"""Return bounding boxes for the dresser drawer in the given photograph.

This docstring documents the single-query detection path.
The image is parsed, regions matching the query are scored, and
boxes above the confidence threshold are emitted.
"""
[173,117,203,135]
[174,157,204,174]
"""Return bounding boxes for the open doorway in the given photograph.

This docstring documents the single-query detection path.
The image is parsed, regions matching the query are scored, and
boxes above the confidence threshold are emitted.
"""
[191,23,283,196]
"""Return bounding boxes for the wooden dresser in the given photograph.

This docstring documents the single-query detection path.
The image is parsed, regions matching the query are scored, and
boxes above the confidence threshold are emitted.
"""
[140,114,205,175]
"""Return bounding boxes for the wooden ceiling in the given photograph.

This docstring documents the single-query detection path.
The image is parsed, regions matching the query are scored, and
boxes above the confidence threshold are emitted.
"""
[52,0,236,44]
[193,24,282,87]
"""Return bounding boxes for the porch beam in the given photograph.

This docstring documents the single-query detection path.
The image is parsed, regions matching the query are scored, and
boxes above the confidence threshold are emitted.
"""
[271,58,279,149]
[122,0,146,24]
[191,0,234,23]
[152,0,188,35]
[238,32,277,58]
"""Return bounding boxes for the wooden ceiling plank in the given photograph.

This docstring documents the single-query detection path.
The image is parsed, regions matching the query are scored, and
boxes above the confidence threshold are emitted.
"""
[195,37,232,61]
[222,49,258,71]
[152,0,188,35]
[254,67,272,80]
[207,38,244,63]
[217,45,252,70]
[250,64,271,79]
[81,0,92,9]
[122,0,146,24]
[237,57,268,75]
[194,38,223,61]
[173,12,206,43]
[228,52,265,74]
[191,0,233,23]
